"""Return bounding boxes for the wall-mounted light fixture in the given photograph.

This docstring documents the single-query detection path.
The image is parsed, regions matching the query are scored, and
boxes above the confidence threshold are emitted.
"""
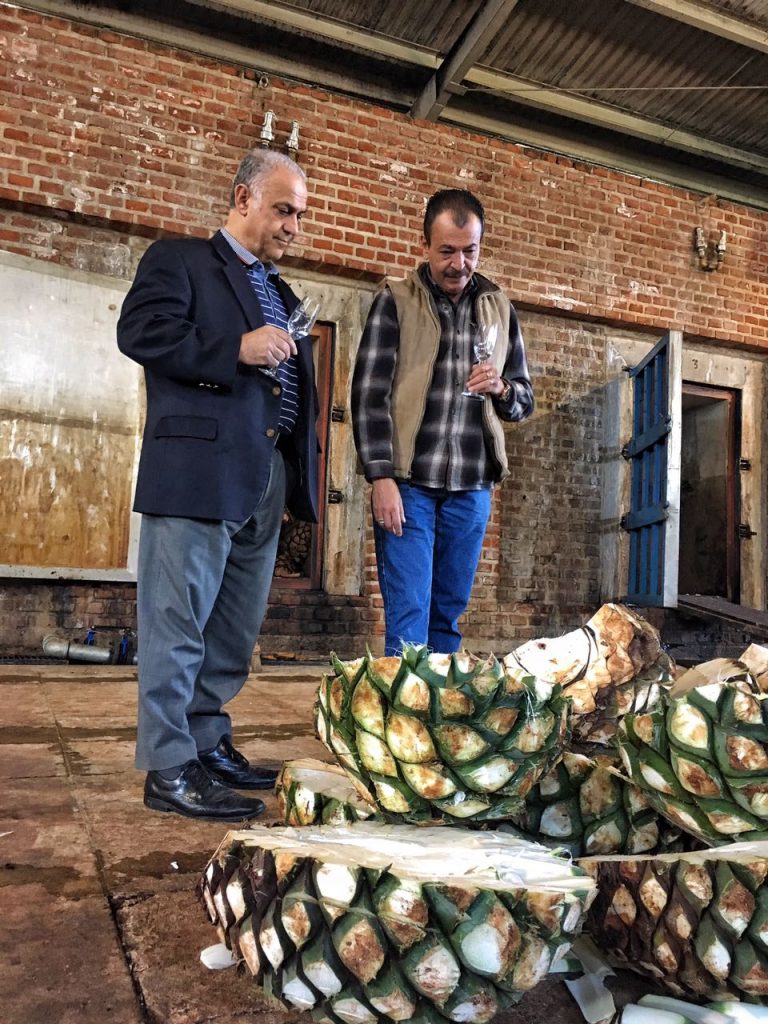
[258,111,302,161]
[259,110,275,147]
[287,121,300,161]
[693,227,726,271]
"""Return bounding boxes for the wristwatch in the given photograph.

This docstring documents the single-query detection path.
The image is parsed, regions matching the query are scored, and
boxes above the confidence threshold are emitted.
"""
[498,378,514,403]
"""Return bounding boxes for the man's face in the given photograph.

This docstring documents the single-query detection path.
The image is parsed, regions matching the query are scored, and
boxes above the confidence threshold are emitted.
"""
[424,211,482,298]
[231,166,308,262]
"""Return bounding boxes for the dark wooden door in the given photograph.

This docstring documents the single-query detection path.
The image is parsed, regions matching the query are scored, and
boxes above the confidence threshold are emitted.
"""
[273,321,333,590]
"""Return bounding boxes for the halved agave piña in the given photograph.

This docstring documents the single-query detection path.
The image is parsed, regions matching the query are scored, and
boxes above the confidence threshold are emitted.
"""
[314,646,570,825]
[199,820,595,1023]
[507,603,675,747]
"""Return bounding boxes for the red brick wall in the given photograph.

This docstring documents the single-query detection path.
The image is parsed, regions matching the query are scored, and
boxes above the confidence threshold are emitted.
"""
[3,8,767,342]
[1,7,767,660]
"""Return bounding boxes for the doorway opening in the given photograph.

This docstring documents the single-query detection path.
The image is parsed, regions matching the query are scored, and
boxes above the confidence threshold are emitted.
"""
[678,382,739,602]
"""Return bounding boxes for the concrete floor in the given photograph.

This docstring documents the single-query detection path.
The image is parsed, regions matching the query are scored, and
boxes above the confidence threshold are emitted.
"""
[0,663,647,1024]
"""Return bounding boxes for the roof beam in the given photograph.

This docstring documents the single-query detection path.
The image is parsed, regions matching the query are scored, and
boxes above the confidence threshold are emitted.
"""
[410,0,521,121]
[188,0,440,68]
[441,103,768,210]
[625,0,768,52]
[465,65,768,174]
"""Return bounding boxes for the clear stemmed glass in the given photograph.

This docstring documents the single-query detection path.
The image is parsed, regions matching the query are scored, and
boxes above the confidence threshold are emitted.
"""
[287,297,321,341]
[260,297,321,378]
[461,322,498,399]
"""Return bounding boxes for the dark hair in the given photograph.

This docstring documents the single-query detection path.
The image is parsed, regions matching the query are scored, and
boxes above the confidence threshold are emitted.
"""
[423,189,485,243]
[229,149,305,207]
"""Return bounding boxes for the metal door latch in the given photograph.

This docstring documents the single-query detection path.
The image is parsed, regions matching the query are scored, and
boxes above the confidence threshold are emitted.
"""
[738,523,756,539]
[327,490,344,504]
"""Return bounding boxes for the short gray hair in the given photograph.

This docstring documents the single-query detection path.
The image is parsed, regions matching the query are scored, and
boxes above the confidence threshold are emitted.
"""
[229,149,306,206]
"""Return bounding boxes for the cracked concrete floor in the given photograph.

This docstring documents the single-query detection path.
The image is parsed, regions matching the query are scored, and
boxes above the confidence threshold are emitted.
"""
[0,663,648,1024]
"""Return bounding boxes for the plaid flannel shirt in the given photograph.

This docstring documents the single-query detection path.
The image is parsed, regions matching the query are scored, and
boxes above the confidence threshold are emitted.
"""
[352,265,534,489]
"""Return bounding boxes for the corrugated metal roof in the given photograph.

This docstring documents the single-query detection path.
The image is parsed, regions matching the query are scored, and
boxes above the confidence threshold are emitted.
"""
[480,0,768,156]
[274,0,483,51]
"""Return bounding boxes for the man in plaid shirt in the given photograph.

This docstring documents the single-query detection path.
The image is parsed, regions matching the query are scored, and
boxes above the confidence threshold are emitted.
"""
[351,188,534,656]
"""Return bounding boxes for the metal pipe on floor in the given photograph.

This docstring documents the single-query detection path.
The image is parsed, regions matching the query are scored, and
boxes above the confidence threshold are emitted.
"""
[42,635,119,664]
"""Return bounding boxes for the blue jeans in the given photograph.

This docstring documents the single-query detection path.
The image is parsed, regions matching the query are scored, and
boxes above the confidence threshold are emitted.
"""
[374,483,492,656]
[134,451,286,771]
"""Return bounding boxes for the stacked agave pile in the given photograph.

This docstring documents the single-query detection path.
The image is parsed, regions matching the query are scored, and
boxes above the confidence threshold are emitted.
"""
[199,821,596,1024]
[504,604,681,857]
[314,646,570,824]
[307,604,680,848]
[201,604,768,1011]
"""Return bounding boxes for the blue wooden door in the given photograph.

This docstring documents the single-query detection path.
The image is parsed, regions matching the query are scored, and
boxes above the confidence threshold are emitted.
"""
[624,331,682,607]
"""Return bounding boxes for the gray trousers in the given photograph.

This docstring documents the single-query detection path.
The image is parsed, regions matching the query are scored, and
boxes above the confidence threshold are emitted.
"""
[134,451,286,771]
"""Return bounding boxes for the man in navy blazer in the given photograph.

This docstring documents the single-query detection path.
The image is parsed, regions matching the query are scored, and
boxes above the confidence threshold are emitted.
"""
[117,148,318,821]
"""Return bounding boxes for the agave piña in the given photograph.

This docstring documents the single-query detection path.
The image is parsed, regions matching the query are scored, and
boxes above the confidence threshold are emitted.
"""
[617,654,768,845]
[508,603,675,747]
[314,646,570,824]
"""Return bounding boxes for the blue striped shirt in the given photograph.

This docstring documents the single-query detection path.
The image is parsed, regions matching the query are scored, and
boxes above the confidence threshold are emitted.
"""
[220,228,299,435]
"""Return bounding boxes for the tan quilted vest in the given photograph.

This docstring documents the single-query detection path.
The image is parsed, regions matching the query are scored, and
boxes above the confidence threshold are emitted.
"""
[387,270,511,482]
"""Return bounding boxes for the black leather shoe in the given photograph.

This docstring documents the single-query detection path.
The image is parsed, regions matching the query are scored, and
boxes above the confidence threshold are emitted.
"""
[199,735,278,790]
[144,761,266,820]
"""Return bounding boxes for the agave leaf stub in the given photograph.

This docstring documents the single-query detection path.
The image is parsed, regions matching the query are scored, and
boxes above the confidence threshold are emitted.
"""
[276,760,377,828]
[351,677,387,738]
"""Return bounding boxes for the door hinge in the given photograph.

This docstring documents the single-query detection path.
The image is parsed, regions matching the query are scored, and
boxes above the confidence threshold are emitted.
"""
[620,514,629,531]
[327,489,344,504]
[739,458,752,471]
[621,444,631,461]
[738,523,756,539]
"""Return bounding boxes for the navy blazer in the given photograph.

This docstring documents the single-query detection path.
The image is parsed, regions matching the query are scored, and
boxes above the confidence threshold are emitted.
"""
[117,231,319,523]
